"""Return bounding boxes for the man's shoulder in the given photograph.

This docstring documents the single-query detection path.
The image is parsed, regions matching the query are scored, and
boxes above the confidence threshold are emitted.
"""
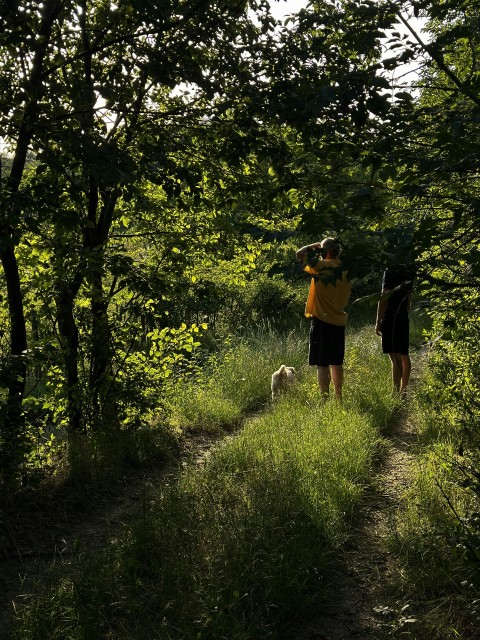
[306,258,342,273]
[309,259,350,286]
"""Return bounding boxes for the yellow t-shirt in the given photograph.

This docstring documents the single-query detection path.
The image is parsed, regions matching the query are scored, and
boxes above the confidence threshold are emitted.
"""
[304,258,351,326]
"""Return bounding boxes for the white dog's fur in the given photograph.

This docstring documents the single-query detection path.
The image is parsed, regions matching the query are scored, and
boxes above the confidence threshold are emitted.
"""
[271,365,296,400]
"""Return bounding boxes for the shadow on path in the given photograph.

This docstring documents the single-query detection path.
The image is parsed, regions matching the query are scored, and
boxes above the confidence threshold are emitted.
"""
[284,402,419,640]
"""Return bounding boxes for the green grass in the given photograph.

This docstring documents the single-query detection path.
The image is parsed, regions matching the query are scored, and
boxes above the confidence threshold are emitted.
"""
[13,322,400,640]
[168,325,308,433]
[384,354,480,639]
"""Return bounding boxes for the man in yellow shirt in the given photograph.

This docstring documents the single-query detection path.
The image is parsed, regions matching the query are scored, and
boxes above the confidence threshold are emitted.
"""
[296,237,351,401]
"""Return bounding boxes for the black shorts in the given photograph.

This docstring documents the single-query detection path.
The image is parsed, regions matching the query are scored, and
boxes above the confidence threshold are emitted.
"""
[309,317,345,367]
[381,315,409,355]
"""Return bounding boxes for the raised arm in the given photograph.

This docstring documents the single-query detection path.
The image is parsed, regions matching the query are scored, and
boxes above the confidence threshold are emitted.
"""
[295,242,322,263]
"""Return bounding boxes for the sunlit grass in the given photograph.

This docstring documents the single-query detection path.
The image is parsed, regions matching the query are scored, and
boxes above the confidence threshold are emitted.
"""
[14,322,400,640]
[168,325,308,432]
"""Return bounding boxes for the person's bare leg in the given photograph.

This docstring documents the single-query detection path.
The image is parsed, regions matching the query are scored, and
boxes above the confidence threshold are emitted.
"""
[330,364,344,401]
[400,354,411,394]
[317,366,330,401]
[388,353,402,392]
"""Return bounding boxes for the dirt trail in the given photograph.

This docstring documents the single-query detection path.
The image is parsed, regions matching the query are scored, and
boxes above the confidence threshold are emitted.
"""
[288,403,419,640]
[1,394,419,640]
[0,434,219,640]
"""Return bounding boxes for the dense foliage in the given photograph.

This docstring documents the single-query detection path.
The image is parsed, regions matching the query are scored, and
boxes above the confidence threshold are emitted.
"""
[0,0,307,476]
[1,0,479,508]
[1,0,480,636]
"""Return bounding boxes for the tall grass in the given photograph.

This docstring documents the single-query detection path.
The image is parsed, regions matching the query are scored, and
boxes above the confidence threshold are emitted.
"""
[14,322,400,640]
[385,359,480,639]
[168,323,308,433]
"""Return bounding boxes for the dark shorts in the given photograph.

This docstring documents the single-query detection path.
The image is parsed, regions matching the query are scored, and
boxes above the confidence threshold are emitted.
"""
[309,317,345,367]
[381,315,409,355]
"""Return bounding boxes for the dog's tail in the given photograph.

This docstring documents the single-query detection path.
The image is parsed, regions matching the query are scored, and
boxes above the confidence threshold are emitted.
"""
[278,364,287,374]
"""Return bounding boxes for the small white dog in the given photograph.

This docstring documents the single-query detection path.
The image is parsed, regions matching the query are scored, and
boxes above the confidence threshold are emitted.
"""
[271,365,296,401]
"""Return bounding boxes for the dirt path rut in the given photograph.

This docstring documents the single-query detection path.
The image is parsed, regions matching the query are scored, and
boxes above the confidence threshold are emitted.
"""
[1,404,419,640]
[289,404,418,640]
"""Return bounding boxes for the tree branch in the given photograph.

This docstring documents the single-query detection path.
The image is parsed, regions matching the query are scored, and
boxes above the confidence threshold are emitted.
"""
[392,3,480,108]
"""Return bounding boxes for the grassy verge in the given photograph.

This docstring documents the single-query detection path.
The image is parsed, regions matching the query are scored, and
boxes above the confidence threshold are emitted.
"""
[13,323,399,640]
[386,344,480,639]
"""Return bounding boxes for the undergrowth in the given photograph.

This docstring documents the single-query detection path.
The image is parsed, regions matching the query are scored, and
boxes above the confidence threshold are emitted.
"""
[386,329,480,639]
[13,322,399,640]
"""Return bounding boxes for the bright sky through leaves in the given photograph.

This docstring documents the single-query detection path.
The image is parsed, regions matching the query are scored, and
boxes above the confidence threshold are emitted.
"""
[269,0,426,88]
[268,0,309,20]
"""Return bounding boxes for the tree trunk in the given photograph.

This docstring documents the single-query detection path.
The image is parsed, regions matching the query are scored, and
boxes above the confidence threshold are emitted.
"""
[87,189,120,431]
[0,0,63,477]
[89,260,118,430]
[55,281,83,433]
[0,244,27,471]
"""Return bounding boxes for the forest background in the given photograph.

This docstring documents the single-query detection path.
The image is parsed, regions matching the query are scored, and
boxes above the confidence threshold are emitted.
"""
[1,0,480,638]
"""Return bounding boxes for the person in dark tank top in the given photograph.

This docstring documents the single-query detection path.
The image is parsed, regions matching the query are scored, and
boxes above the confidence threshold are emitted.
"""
[375,264,415,395]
